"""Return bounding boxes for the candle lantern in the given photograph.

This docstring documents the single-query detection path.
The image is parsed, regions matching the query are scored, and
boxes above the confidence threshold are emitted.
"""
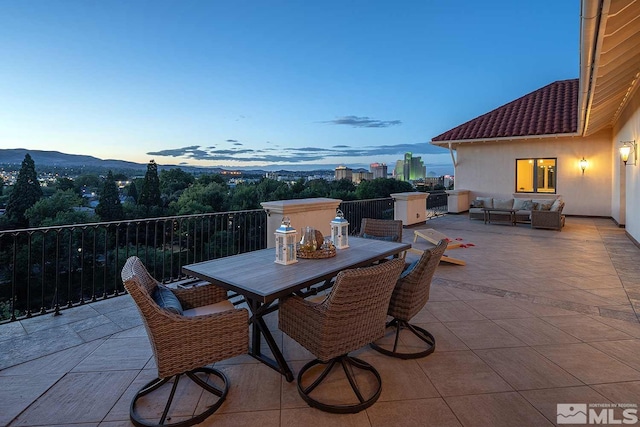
[330,209,349,249]
[275,217,298,265]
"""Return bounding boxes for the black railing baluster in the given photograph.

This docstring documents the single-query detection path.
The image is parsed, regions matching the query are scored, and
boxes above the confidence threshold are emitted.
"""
[67,228,73,308]
[26,232,32,318]
[53,230,61,315]
[80,228,85,304]
[40,231,47,314]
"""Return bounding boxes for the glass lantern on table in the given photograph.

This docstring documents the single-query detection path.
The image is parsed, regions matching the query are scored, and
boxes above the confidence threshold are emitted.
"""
[330,209,349,249]
[275,217,297,265]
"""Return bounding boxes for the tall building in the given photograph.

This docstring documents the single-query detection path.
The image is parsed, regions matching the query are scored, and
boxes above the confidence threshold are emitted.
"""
[370,163,387,179]
[393,160,404,179]
[395,153,426,181]
[352,171,373,184]
[334,165,352,181]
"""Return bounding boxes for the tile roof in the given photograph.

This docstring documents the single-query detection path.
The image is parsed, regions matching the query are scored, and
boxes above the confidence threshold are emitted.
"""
[432,78,579,142]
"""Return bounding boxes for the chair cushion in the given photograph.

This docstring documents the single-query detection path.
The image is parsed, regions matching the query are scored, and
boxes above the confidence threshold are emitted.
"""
[513,199,532,210]
[532,199,552,210]
[182,300,234,317]
[550,199,564,212]
[493,198,514,210]
[362,232,398,242]
[477,197,493,209]
[400,259,419,278]
[470,199,484,208]
[153,285,183,315]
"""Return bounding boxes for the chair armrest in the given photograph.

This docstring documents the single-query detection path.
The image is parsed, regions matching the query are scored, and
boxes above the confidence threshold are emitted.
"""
[531,209,563,230]
[279,295,328,357]
[154,307,249,377]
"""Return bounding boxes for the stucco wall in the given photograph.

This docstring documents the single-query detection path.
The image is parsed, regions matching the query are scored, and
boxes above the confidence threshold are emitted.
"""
[613,87,640,242]
[453,131,612,216]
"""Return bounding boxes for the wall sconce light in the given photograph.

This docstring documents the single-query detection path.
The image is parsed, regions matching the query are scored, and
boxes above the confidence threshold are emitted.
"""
[579,157,588,175]
[620,140,637,166]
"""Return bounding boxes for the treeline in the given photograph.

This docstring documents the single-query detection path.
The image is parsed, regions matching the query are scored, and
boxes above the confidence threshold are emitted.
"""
[0,155,414,230]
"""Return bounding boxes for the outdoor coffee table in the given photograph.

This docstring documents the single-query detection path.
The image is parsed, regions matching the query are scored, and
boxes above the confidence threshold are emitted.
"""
[182,236,410,382]
[483,208,517,225]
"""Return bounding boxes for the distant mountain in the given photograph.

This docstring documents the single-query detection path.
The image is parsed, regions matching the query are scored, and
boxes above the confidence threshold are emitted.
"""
[0,148,147,170]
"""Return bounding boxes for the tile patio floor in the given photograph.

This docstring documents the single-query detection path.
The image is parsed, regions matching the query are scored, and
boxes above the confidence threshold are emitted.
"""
[2,214,640,426]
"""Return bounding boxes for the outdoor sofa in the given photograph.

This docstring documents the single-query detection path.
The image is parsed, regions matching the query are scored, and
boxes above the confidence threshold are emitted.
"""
[469,196,565,230]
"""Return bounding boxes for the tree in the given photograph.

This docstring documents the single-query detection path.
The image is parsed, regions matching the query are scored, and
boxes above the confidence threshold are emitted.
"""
[355,178,412,199]
[56,177,78,194]
[139,160,162,209]
[24,189,90,227]
[169,182,228,215]
[96,171,123,221]
[0,175,3,196]
[229,185,259,210]
[159,168,194,203]
[256,178,290,202]
[5,153,42,228]
[197,173,226,186]
[126,182,138,203]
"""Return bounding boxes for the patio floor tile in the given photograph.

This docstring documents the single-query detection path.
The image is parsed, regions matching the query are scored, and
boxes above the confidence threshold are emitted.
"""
[463,299,534,319]
[410,322,469,352]
[445,391,552,427]
[540,315,633,342]
[0,373,64,426]
[425,301,486,322]
[11,370,138,426]
[417,350,512,396]
[589,339,640,371]
[474,347,582,390]
[520,385,611,423]
[359,354,439,402]
[591,381,640,403]
[493,317,581,345]
[281,407,370,427]
[366,398,462,427]
[533,343,640,384]
[443,320,526,349]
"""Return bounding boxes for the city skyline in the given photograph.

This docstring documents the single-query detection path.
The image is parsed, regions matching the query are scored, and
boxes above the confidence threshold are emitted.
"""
[0,1,579,176]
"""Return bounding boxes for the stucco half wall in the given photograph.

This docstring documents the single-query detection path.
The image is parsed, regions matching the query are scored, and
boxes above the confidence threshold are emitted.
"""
[452,130,612,217]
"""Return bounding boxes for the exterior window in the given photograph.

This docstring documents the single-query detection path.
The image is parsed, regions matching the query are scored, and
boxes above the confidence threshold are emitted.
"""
[516,158,556,193]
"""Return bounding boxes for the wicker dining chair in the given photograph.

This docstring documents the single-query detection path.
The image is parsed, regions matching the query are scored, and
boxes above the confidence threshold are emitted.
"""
[370,239,448,359]
[279,258,405,414]
[359,218,403,242]
[121,256,248,427]
[359,218,405,260]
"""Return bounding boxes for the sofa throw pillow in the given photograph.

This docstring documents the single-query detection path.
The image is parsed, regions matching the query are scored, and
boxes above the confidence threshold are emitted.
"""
[477,197,493,209]
[550,198,563,212]
[533,200,553,210]
[493,198,514,210]
[513,199,532,210]
[153,284,183,315]
[470,199,484,208]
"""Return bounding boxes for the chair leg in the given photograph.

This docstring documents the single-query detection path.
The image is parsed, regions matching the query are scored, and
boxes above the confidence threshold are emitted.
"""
[370,318,436,359]
[130,367,229,427]
[297,355,382,414]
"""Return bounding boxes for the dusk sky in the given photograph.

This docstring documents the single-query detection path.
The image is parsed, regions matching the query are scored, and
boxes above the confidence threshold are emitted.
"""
[0,1,579,175]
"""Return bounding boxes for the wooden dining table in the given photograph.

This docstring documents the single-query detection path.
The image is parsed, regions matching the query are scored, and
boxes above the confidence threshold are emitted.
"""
[182,236,411,382]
